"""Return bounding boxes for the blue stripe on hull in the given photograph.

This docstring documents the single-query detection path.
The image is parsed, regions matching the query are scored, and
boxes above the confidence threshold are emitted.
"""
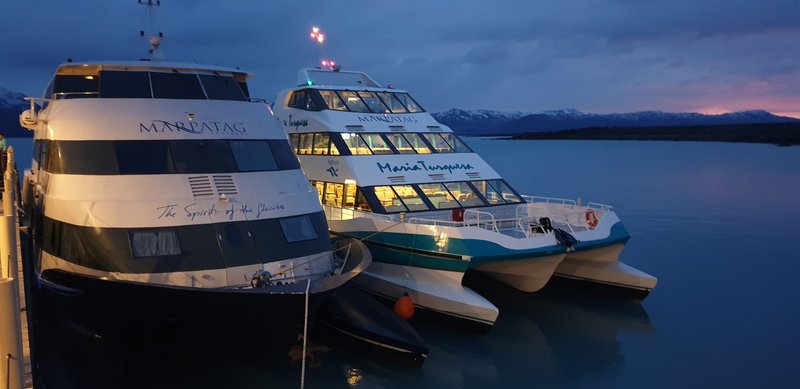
[333,222,631,270]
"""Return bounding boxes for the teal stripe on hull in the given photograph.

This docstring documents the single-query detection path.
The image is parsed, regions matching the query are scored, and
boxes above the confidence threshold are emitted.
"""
[333,222,630,270]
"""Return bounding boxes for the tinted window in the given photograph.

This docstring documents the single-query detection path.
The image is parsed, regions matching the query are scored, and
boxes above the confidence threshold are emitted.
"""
[441,133,472,152]
[341,132,372,155]
[385,133,415,154]
[313,133,330,155]
[360,134,392,154]
[418,183,460,209]
[100,71,151,98]
[279,215,319,243]
[49,141,118,174]
[444,182,485,207]
[298,133,313,155]
[130,229,181,257]
[230,140,277,171]
[115,141,174,174]
[199,74,246,101]
[358,91,389,113]
[422,133,454,153]
[319,90,348,111]
[337,91,369,112]
[169,140,236,173]
[392,185,429,211]
[373,186,407,212]
[393,93,424,112]
[403,133,432,154]
[53,75,99,98]
[151,72,206,99]
[268,140,301,170]
[376,92,408,113]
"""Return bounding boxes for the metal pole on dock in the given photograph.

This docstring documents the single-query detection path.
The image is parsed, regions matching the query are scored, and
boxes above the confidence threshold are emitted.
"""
[0,147,24,389]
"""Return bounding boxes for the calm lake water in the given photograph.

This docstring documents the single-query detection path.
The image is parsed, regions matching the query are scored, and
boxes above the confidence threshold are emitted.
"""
[9,137,800,388]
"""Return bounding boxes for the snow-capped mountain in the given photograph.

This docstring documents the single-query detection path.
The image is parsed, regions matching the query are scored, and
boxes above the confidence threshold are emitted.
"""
[0,87,32,137]
[432,108,800,135]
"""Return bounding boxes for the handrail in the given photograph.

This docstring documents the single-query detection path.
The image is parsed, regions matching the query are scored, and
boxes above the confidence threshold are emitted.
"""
[322,204,395,222]
[51,92,99,99]
[464,209,499,233]
[522,195,579,206]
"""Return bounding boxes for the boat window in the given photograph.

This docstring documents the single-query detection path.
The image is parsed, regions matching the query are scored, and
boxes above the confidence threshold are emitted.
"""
[268,139,302,170]
[150,72,206,99]
[289,90,320,111]
[298,133,314,155]
[393,93,424,112]
[313,133,331,155]
[323,183,343,207]
[48,140,118,174]
[422,133,455,153]
[477,179,522,204]
[115,141,173,174]
[169,140,237,173]
[337,91,370,112]
[199,74,247,101]
[230,140,278,171]
[341,132,372,155]
[444,182,486,207]
[392,185,429,211]
[360,133,393,154]
[418,183,460,209]
[99,71,152,98]
[354,189,371,211]
[288,133,300,153]
[375,92,408,113]
[329,140,341,155]
[402,133,432,154]
[385,133,416,154]
[279,215,319,243]
[238,81,250,98]
[129,229,182,258]
[52,75,99,99]
[344,184,357,208]
[318,90,349,111]
[313,181,325,203]
[373,186,407,212]
[471,180,505,205]
[440,133,472,152]
[358,91,390,113]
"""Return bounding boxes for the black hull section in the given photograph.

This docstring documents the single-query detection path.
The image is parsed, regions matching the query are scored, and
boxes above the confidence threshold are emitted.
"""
[37,269,331,348]
[314,284,429,366]
[548,273,652,301]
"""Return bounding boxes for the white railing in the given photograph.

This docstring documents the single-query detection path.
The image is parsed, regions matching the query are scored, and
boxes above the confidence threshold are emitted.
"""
[323,204,395,222]
[463,209,500,233]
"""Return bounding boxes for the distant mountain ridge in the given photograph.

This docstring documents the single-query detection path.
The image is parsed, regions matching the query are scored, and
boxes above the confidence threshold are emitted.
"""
[432,108,800,135]
[0,87,31,137]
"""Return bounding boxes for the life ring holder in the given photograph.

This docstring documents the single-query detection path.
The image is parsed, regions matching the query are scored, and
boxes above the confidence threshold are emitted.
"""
[585,209,599,229]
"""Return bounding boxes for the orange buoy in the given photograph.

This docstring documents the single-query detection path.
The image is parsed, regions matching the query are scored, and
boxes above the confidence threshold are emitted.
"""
[393,293,415,320]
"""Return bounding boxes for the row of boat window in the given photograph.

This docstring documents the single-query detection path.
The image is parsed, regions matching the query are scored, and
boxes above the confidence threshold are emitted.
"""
[39,212,330,273]
[288,132,472,156]
[310,179,523,213]
[46,71,250,101]
[289,89,424,113]
[33,139,299,175]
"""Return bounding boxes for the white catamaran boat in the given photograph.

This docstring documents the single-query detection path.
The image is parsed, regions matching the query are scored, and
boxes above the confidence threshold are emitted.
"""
[272,68,657,329]
[16,27,370,343]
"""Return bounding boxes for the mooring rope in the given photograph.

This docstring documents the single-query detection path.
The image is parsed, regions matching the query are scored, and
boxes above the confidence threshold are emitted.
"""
[300,278,311,389]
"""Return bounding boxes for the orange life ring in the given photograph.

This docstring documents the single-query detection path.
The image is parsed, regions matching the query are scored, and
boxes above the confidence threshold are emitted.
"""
[585,209,599,229]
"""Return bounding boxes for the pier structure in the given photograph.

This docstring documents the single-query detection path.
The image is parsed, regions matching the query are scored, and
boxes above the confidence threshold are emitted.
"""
[0,147,32,388]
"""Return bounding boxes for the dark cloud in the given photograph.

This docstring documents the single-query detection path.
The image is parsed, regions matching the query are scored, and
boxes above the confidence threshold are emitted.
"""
[1,0,799,116]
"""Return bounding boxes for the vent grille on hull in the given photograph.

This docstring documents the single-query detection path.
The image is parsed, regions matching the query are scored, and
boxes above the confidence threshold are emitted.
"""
[388,176,406,183]
[465,172,481,179]
[188,176,214,198]
[188,175,239,198]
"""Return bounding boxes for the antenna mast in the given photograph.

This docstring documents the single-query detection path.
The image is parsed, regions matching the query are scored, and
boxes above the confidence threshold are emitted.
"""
[138,0,166,61]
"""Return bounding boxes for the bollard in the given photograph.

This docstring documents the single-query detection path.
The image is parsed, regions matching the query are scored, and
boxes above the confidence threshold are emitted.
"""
[0,278,24,389]
[0,216,17,280]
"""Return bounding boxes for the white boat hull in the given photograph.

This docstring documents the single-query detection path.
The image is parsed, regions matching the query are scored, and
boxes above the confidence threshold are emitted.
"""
[472,253,566,292]
[353,262,499,328]
[555,243,658,295]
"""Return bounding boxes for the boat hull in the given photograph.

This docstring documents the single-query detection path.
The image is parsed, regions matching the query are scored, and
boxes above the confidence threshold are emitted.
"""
[554,243,657,298]
[471,253,565,292]
[353,262,499,331]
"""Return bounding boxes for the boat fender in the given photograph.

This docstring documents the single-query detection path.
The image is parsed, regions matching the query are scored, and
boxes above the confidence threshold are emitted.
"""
[553,228,578,252]
[585,209,599,229]
[394,292,415,320]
